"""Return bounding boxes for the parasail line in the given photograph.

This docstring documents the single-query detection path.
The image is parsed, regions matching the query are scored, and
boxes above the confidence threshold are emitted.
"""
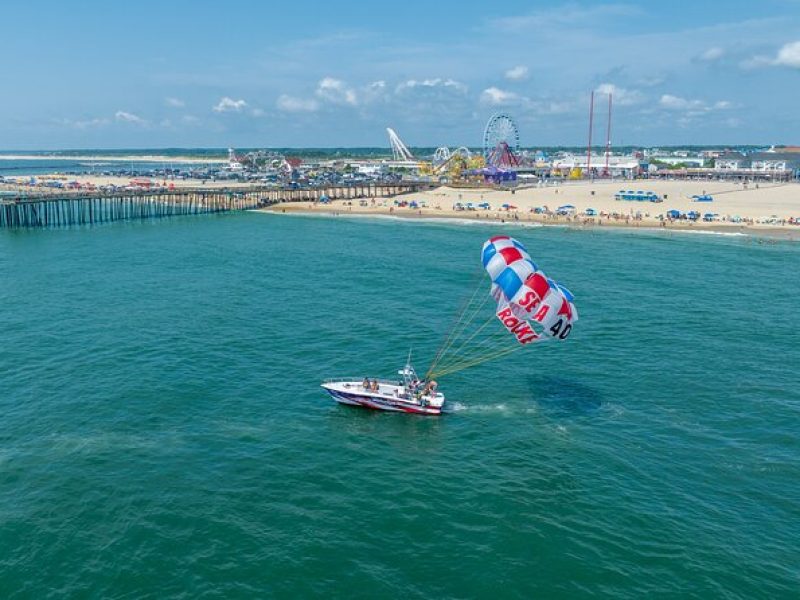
[438,342,526,375]
[432,328,512,374]
[430,291,492,372]
[435,313,497,369]
[432,330,525,373]
[427,275,491,377]
[433,312,501,371]
[430,344,526,379]
[428,268,484,361]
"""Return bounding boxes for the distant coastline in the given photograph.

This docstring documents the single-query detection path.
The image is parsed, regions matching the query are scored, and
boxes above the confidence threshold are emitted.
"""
[0,153,224,164]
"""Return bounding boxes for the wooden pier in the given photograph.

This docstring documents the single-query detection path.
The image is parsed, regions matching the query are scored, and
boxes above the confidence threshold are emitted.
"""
[0,182,427,229]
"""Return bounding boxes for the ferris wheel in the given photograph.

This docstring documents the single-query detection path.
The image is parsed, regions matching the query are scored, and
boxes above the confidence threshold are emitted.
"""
[483,113,520,158]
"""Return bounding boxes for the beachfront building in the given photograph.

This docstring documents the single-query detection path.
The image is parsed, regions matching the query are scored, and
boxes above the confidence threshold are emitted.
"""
[714,152,746,170]
[749,153,794,172]
[649,155,706,167]
[714,151,800,174]
[550,153,642,178]
[710,150,800,181]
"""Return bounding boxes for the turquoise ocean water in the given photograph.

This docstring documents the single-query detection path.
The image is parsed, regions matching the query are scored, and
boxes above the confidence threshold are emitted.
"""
[1,213,798,598]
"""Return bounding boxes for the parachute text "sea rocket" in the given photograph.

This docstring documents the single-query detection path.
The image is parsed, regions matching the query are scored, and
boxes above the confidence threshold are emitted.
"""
[495,307,539,344]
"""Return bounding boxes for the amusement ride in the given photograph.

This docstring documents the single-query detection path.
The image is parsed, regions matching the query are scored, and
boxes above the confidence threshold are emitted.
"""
[483,113,521,168]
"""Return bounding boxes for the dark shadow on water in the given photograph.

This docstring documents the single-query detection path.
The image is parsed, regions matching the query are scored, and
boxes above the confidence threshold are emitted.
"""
[526,375,603,417]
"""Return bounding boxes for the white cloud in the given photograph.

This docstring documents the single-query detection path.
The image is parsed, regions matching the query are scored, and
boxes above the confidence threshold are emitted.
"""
[115,110,147,125]
[362,80,389,103]
[594,83,643,106]
[275,78,390,113]
[396,78,467,93]
[659,94,732,113]
[505,65,529,81]
[740,55,772,69]
[659,94,702,110]
[481,87,581,114]
[276,94,320,112]
[250,108,265,117]
[699,47,725,61]
[165,97,185,108]
[58,117,110,129]
[480,87,520,106]
[774,40,800,68]
[316,77,358,106]
[213,97,248,113]
[741,40,800,69]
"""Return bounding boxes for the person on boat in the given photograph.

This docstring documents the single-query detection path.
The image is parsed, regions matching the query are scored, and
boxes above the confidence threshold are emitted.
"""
[371,379,379,392]
[362,377,370,390]
[423,380,438,396]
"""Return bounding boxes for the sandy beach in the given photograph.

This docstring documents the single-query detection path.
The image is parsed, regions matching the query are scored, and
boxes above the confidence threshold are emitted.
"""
[264,179,800,239]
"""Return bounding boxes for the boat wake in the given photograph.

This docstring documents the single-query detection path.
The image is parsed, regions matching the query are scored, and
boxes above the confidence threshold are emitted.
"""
[445,401,510,413]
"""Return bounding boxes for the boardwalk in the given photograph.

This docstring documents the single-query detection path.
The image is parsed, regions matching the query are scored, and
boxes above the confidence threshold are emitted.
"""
[0,182,428,228]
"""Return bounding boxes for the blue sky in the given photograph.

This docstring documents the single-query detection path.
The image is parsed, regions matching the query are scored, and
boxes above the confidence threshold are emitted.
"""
[1,0,799,149]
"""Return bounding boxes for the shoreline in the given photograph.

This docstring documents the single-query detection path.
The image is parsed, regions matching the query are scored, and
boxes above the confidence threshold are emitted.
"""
[260,179,800,241]
[260,203,800,241]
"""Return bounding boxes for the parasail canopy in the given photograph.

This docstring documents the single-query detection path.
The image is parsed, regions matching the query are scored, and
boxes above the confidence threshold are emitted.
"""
[427,235,578,379]
[482,235,578,345]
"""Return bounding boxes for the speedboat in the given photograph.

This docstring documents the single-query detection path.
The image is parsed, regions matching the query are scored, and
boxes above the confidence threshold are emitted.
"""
[321,363,445,416]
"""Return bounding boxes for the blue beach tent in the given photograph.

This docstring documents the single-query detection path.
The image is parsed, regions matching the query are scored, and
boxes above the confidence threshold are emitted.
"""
[557,204,576,215]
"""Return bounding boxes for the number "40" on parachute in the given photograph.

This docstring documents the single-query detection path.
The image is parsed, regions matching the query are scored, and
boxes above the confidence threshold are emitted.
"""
[549,319,572,340]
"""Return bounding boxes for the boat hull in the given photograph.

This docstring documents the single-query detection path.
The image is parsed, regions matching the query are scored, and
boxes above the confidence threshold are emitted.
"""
[321,383,443,416]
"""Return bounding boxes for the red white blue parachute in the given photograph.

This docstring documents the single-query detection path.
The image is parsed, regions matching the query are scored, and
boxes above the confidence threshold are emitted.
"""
[482,235,578,344]
[427,235,578,379]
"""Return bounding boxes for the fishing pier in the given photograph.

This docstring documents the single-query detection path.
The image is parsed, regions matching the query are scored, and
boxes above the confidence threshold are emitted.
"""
[0,182,427,229]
